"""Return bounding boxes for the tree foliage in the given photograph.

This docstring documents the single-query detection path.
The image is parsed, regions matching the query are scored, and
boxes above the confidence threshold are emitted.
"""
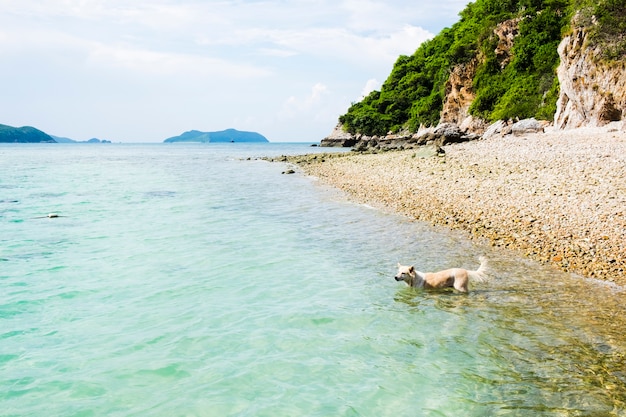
[574,0,626,60]
[340,0,583,135]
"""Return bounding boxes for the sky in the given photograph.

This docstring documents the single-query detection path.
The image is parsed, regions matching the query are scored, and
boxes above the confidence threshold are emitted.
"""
[0,0,470,142]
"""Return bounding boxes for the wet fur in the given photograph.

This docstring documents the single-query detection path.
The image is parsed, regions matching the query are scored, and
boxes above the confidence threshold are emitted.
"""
[394,257,489,293]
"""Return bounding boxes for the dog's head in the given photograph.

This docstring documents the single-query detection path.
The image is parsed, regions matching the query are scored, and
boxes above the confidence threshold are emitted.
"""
[394,263,417,283]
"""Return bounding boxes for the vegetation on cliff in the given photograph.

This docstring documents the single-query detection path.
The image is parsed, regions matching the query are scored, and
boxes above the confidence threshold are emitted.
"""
[338,0,625,136]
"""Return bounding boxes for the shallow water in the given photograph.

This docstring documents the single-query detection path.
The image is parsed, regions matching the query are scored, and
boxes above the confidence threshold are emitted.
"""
[1,143,626,416]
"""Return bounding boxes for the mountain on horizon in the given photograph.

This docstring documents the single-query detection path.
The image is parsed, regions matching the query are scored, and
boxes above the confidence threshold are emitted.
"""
[0,124,56,143]
[51,135,111,143]
[164,128,269,143]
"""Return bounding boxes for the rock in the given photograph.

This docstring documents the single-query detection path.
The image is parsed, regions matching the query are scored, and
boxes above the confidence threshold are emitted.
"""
[321,122,481,150]
[413,145,445,158]
[459,116,487,134]
[440,59,479,125]
[482,120,509,139]
[493,18,522,68]
[320,137,358,147]
[435,123,464,143]
[511,118,544,136]
[320,123,357,147]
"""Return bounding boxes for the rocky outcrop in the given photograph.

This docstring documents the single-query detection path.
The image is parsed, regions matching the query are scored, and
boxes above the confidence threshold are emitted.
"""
[321,123,480,151]
[493,18,521,69]
[440,59,479,125]
[554,22,626,130]
[439,18,521,127]
[319,124,359,147]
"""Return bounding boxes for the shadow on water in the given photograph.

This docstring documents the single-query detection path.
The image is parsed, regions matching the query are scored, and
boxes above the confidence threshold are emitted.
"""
[391,256,626,415]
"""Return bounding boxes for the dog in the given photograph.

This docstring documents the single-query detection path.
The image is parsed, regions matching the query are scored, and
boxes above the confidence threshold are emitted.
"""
[394,256,489,293]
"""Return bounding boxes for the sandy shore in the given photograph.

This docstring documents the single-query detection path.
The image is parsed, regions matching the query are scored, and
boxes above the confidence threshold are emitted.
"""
[287,128,626,286]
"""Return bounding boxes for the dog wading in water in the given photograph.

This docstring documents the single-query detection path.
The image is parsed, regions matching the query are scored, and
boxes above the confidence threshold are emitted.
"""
[394,257,490,293]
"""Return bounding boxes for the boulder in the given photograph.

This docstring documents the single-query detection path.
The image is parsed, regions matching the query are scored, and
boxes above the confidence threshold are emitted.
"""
[511,118,544,136]
[320,123,357,147]
[482,120,509,139]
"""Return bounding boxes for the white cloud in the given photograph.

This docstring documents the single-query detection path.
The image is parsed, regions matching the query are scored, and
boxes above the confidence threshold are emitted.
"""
[0,0,469,141]
[86,43,272,78]
[281,83,330,118]
[254,48,298,58]
[360,79,381,99]
[2,1,434,72]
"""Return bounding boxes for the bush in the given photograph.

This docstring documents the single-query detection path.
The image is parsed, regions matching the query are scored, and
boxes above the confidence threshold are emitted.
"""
[575,0,626,60]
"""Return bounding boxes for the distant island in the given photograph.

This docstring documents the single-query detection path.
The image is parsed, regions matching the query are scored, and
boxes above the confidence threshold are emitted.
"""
[1,123,265,144]
[51,135,111,144]
[164,128,269,143]
[0,123,111,143]
[0,124,56,143]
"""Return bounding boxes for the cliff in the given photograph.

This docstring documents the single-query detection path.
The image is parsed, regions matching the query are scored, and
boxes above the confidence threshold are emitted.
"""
[554,21,626,129]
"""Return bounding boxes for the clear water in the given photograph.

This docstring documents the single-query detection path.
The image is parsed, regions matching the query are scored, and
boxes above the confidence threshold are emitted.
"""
[1,143,626,417]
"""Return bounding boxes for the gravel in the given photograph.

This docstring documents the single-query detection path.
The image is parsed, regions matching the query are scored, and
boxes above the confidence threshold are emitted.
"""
[294,128,626,285]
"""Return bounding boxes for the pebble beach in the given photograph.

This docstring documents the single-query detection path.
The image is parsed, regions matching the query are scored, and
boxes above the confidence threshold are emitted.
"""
[288,128,626,286]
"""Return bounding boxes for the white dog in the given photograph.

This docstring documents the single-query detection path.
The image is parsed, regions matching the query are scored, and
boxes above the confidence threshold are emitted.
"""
[394,257,489,293]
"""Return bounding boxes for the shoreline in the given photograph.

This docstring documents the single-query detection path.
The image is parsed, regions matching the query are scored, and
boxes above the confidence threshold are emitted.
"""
[284,128,626,286]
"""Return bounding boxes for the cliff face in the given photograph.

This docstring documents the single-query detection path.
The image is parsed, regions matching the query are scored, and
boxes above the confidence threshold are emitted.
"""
[439,18,522,131]
[554,24,626,129]
[439,58,478,125]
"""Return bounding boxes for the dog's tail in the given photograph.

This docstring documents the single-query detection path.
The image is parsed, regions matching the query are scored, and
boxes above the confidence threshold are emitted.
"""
[467,256,490,283]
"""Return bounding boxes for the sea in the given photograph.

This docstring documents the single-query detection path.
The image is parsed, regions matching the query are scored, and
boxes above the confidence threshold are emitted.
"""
[1,143,626,417]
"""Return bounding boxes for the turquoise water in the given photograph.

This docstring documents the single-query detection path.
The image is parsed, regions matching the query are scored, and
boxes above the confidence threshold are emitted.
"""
[1,143,626,416]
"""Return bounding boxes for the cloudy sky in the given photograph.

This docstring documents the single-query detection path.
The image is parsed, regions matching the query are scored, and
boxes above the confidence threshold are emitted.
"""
[0,0,469,142]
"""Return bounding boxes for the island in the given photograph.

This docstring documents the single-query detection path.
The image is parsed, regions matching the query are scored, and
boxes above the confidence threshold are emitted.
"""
[164,128,269,143]
[52,136,112,144]
[0,124,56,143]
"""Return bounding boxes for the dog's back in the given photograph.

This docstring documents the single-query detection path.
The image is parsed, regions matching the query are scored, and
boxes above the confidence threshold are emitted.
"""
[395,257,490,292]
[422,268,466,289]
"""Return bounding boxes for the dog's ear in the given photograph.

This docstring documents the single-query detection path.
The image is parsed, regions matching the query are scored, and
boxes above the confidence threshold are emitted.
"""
[409,266,414,272]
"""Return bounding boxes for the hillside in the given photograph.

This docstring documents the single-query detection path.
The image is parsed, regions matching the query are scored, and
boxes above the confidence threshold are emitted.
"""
[0,124,56,143]
[164,129,269,143]
[334,0,626,139]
